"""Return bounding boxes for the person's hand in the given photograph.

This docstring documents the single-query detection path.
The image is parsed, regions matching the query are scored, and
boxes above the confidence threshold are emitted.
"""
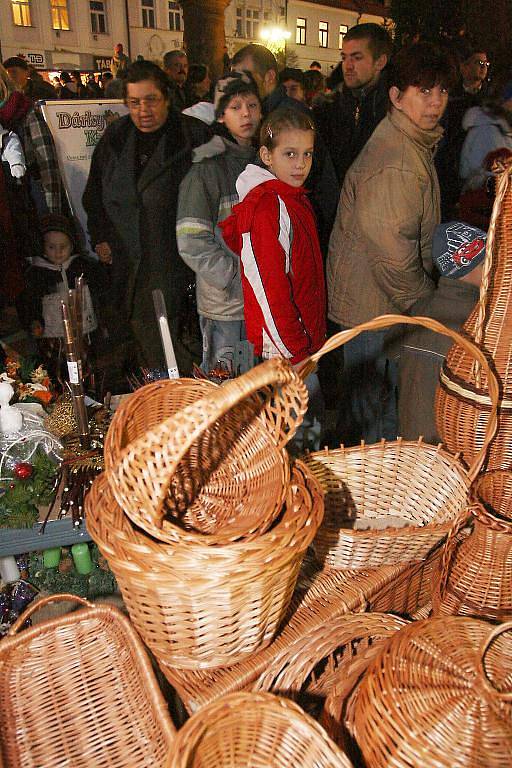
[95,241,112,264]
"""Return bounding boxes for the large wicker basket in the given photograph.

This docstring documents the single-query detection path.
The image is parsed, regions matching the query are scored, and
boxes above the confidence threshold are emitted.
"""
[86,461,323,670]
[105,359,307,544]
[352,617,512,768]
[432,469,512,620]
[0,594,175,768]
[436,159,512,471]
[299,314,499,569]
[167,692,352,768]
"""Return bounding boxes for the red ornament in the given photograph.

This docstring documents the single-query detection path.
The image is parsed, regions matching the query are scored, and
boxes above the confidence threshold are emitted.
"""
[14,462,33,480]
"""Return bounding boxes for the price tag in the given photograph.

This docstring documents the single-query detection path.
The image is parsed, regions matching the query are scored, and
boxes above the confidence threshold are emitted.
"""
[67,360,81,384]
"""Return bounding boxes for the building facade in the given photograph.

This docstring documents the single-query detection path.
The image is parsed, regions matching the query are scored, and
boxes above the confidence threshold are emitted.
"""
[1,0,390,74]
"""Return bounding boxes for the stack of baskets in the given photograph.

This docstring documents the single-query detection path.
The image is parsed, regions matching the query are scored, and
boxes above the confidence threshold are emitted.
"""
[86,359,324,671]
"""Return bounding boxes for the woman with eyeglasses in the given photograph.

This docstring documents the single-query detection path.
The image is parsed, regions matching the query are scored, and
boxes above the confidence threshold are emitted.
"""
[83,60,207,374]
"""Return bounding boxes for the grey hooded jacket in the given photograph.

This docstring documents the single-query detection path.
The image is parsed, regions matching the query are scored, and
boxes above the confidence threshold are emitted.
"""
[177,134,256,321]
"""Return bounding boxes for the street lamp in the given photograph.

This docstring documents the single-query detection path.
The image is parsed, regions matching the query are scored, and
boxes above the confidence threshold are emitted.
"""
[260,25,291,64]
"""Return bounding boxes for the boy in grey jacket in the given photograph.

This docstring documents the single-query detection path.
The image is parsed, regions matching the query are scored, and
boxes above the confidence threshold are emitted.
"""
[177,72,262,373]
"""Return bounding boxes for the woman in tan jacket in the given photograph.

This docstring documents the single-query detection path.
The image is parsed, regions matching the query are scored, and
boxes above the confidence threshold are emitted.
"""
[327,43,457,444]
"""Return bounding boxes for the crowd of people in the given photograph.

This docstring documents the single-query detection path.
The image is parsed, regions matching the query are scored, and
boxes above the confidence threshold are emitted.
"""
[1,24,509,450]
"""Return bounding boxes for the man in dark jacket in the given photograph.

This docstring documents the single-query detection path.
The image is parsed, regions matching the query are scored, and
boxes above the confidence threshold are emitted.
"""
[314,23,392,186]
[4,57,57,102]
[163,50,190,110]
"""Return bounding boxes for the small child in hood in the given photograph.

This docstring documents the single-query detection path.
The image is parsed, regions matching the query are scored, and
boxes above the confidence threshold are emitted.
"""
[17,214,99,378]
[220,107,326,449]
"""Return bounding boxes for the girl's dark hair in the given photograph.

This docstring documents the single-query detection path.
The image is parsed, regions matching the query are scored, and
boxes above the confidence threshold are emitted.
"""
[260,108,315,150]
[388,42,458,93]
[122,60,171,100]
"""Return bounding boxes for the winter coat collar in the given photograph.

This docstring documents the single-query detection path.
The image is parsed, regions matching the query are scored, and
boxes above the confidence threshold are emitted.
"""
[235,163,308,202]
[192,134,255,164]
[389,107,443,151]
[31,254,79,271]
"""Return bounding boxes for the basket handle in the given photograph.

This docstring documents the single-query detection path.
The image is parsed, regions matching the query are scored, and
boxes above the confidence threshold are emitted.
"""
[110,358,307,529]
[7,593,93,635]
[298,313,500,483]
[477,621,512,701]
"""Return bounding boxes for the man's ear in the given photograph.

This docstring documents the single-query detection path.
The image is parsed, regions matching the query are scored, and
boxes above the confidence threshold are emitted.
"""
[374,54,388,74]
[389,85,402,110]
[263,68,277,95]
[259,145,272,168]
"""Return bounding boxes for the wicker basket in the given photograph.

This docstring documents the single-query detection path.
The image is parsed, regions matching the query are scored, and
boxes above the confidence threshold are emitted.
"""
[436,159,512,471]
[86,461,322,670]
[167,692,352,768]
[352,617,512,768]
[105,359,307,544]
[321,614,409,756]
[432,470,512,620]
[0,594,175,768]
[298,314,499,569]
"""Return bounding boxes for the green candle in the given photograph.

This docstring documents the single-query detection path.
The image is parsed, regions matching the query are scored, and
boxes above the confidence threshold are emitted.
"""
[71,543,93,575]
[43,547,61,568]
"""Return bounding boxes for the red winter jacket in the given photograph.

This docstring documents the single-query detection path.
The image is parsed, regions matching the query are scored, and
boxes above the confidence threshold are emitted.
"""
[220,165,326,365]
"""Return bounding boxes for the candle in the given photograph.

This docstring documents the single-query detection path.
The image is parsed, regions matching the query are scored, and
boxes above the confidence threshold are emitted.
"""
[152,289,180,379]
[71,543,93,575]
[0,555,21,583]
[43,547,62,568]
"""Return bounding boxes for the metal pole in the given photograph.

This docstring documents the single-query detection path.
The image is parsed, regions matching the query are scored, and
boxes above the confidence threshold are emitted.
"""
[124,0,132,59]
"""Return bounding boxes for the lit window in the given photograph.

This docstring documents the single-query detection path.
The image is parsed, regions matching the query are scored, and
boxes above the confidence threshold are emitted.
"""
[319,21,328,48]
[51,0,70,30]
[90,0,107,34]
[168,1,182,32]
[296,17,306,46]
[339,24,348,49]
[11,0,31,26]
[141,0,155,29]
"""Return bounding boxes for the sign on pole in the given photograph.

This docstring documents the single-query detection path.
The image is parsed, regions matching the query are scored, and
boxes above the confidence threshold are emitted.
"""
[39,99,128,258]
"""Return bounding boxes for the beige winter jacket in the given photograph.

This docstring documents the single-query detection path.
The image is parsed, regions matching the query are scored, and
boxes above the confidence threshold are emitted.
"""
[327,108,442,327]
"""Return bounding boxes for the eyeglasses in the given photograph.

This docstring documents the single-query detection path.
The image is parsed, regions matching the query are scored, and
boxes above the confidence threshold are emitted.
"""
[126,95,164,109]
[477,60,490,67]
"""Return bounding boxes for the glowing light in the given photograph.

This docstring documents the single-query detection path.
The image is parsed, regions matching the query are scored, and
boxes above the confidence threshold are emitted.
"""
[260,26,291,43]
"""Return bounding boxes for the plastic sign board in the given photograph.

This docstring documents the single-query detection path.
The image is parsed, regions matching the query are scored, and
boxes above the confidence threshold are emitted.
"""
[40,99,128,257]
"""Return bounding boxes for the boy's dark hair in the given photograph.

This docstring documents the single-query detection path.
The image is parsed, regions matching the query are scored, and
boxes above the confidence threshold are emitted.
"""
[3,56,29,70]
[232,43,278,78]
[388,42,458,93]
[260,108,315,150]
[455,37,487,64]
[344,23,393,61]
[278,68,305,88]
[122,60,171,100]
[304,70,324,93]
[310,61,321,69]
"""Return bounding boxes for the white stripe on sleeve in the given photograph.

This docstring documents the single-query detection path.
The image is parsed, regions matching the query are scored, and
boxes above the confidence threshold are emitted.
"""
[241,231,292,359]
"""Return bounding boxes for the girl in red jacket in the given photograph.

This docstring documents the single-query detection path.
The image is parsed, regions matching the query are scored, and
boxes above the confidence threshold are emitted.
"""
[220,108,326,449]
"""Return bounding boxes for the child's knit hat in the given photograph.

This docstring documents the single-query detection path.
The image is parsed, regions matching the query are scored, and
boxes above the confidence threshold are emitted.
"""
[40,213,77,252]
[214,71,259,118]
[432,221,486,279]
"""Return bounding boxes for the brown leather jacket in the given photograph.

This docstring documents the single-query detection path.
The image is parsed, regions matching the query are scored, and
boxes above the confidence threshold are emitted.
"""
[327,108,442,327]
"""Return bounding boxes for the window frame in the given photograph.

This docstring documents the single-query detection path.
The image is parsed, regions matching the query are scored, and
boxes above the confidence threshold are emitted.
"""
[11,0,32,26]
[339,24,348,49]
[141,0,155,29]
[296,17,306,46]
[50,0,70,31]
[319,20,328,49]
[90,0,107,34]
[168,0,182,32]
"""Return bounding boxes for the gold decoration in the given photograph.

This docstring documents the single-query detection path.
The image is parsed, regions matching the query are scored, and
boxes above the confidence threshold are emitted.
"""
[44,394,77,437]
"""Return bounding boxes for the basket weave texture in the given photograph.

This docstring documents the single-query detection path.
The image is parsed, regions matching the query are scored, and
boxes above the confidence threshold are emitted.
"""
[105,360,307,544]
[435,159,512,470]
[432,470,512,620]
[167,692,353,768]
[85,461,322,670]
[352,617,512,768]
[298,313,499,570]
[304,439,469,569]
[0,595,175,768]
